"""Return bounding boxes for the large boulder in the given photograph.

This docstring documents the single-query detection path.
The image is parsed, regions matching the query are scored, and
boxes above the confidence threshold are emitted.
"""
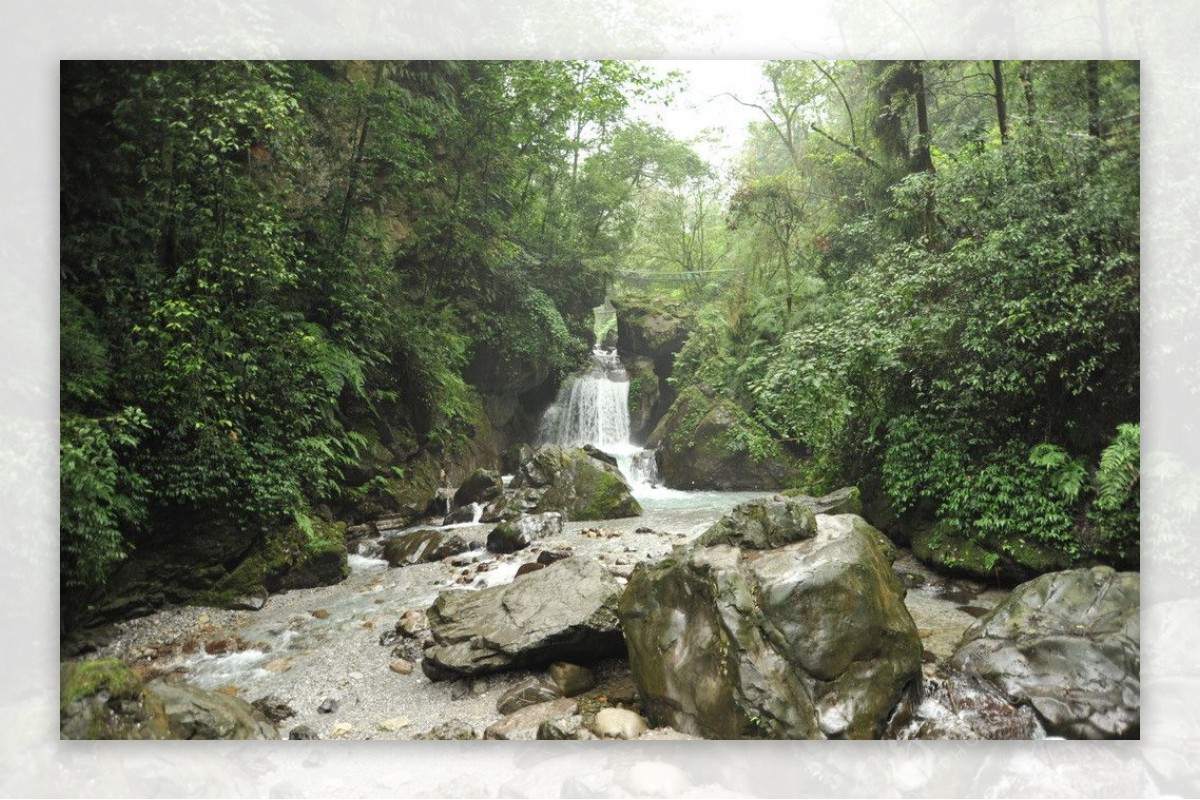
[99,515,349,620]
[382,529,473,568]
[422,557,626,681]
[511,445,642,521]
[646,385,797,491]
[453,468,504,509]
[619,498,920,739]
[60,659,171,739]
[948,566,1140,739]
[614,296,691,381]
[487,513,564,554]
[60,659,279,740]
[148,681,279,739]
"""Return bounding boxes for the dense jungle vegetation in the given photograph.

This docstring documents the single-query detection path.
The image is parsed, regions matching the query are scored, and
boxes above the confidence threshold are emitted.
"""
[60,60,1139,619]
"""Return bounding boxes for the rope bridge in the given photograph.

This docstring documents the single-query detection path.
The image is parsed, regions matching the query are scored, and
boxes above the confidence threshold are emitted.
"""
[613,268,738,288]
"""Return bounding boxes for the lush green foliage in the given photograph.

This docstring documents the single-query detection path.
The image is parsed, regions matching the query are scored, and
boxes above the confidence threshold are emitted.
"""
[636,60,1139,573]
[60,60,673,595]
[60,408,149,590]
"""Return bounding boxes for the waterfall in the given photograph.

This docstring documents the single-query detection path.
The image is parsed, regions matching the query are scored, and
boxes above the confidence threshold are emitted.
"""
[538,347,660,488]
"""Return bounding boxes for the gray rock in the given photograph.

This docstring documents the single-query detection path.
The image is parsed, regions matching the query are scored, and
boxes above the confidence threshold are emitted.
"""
[510,445,642,520]
[148,682,279,739]
[288,724,319,740]
[453,469,504,508]
[619,502,921,739]
[496,677,563,715]
[537,713,594,740]
[250,694,295,723]
[484,697,579,740]
[422,557,625,681]
[695,496,817,550]
[59,659,171,740]
[781,486,863,517]
[382,529,472,568]
[645,385,796,490]
[487,512,564,554]
[317,697,338,714]
[414,719,477,740]
[442,504,482,525]
[949,566,1139,739]
[548,662,596,697]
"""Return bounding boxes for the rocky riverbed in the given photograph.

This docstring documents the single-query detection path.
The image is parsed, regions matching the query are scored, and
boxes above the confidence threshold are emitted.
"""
[74,487,1018,740]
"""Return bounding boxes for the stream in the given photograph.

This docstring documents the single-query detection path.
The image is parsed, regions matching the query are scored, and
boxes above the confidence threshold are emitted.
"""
[91,347,1026,739]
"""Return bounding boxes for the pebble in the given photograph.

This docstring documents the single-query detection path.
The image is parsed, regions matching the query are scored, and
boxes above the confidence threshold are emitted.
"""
[390,659,414,675]
[311,609,331,619]
[349,671,363,680]
[378,716,410,732]
[318,698,338,714]
[331,722,353,739]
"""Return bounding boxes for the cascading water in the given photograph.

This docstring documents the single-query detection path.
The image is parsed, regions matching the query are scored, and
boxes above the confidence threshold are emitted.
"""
[538,347,660,488]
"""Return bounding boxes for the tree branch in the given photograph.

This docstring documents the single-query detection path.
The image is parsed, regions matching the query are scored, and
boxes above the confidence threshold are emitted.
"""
[810,123,882,170]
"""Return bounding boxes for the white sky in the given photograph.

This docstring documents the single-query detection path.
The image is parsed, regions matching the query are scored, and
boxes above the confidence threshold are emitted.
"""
[627,60,769,178]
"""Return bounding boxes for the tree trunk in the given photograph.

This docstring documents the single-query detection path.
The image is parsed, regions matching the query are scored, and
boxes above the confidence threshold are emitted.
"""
[1087,61,1102,138]
[912,61,934,173]
[1019,60,1036,125]
[992,60,1009,143]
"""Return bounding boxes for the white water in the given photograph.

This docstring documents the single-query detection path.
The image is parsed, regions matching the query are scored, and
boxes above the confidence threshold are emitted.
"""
[537,347,663,491]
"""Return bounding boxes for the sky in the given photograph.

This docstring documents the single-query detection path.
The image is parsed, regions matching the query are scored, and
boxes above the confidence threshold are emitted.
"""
[627,60,769,178]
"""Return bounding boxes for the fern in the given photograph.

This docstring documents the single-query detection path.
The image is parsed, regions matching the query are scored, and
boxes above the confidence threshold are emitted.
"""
[1095,423,1140,511]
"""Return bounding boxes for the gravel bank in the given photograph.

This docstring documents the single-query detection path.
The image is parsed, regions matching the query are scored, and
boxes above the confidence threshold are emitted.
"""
[83,493,1005,739]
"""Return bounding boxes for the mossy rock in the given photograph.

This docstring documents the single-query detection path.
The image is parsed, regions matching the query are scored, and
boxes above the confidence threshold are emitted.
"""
[646,385,798,491]
[194,517,349,608]
[60,659,171,739]
[910,523,1070,585]
[623,356,662,441]
[512,445,642,521]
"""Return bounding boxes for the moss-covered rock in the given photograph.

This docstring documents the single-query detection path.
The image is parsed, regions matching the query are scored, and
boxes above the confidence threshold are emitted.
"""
[646,385,798,491]
[624,355,661,442]
[613,295,692,436]
[911,522,1071,585]
[193,517,349,608]
[60,659,171,739]
[512,445,641,521]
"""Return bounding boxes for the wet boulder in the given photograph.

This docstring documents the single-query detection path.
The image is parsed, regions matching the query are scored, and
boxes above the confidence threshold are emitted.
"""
[452,468,504,509]
[486,512,564,554]
[948,566,1140,739]
[619,498,921,739]
[382,529,473,568]
[511,445,641,521]
[148,681,279,739]
[422,557,625,681]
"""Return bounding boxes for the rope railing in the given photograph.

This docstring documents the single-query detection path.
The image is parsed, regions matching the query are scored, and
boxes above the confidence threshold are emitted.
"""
[613,268,738,285]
